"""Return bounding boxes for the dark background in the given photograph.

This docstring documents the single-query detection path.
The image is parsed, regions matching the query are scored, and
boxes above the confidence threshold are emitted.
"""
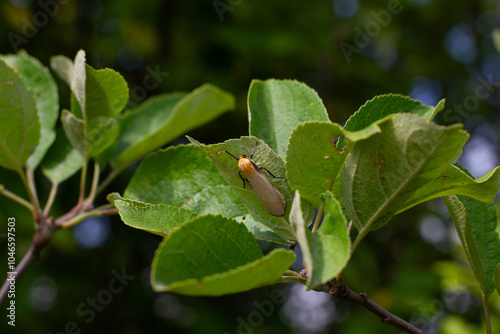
[0,0,499,333]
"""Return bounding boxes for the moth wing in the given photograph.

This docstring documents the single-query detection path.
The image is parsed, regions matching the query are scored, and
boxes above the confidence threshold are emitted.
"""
[247,172,287,217]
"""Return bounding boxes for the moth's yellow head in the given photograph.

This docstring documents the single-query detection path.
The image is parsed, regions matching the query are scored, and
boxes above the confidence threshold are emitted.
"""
[238,155,257,177]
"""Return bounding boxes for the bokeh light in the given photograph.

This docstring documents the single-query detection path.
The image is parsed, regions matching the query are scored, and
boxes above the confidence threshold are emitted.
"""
[459,124,499,178]
[409,76,442,106]
[332,0,359,19]
[281,284,336,333]
[29,276,57,312]
[73,216,111,248]
[444,23,478,65]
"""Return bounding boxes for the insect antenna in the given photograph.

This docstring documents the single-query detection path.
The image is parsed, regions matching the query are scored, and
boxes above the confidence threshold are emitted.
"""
[225,150,239,161]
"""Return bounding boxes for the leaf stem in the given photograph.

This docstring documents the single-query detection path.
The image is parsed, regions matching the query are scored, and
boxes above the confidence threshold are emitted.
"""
[16,168,40,219]
[26,168,41,215]
[77,160,88,209]
[0,161,120,307]
[0,187,34,212]
[311,203,324,233]
[480,290,492,334]
[84,161,100,206]
[43,183,58,216]
[281,275,308,284]
[56,204,117,228]
[284,270,302,277]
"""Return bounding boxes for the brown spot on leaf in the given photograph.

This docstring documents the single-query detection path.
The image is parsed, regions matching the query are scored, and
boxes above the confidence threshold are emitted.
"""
[369,152,387,172]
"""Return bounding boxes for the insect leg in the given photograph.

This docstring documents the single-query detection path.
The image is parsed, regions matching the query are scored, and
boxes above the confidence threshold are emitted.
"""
[238,171,247,188]
[250,142,259,159]
[260,167,286,180]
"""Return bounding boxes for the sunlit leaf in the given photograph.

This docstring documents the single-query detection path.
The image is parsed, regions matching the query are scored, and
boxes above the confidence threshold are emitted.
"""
[248,79,329,158]
[151,214,296,295]
[1,50,58,169]
[444,195,500,299]
[41,128,84,184]
[0,59,40,171]
[114,84,234,169]
[286,121,346,207]
[342,113,468,239]
[114,198,197,236]
[338,94,441,148]
[189,136,316,243]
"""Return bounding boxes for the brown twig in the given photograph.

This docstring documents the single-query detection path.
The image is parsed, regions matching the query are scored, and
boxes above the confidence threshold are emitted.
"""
[329,281,425,334]
[0,202,118,306]
[0,217,57,305]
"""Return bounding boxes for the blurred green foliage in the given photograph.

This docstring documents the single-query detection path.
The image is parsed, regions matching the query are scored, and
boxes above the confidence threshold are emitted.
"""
[0,0,499,333]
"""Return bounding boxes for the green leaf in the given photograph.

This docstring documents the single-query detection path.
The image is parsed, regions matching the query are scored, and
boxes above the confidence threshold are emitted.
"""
[345,94,437,128]
[61,109,85,154]
[234,214,286,244]
[41,128,84,184]
[85,64,128,121]
[290,191,351,289]
[494,264,500,296]
[50,54,73,86]
[341,113,469,238]
[86,117,119,158]
[51,53,82,119]
[343,123,382,143]
[114,198,197,236]
[114,84,235,169]
[150,214,296,295]
[286,121,347,207]
[1,50,58,169]
[112,92,186,166]
[0,59,40,171]
[189,136,316,243]
[182,184,246,216]
[61,110,119,158]
[443,195,500,298]
[125,145,232,206]
[71,50,86,113]
[177,182,285,243]
[457,196,500,297]
[106,192,121,204]
[248,79,329,158]
[398,164,500,214]
[289,190,313,276]
[338,94,440,149]
[55,51,124,159]
[123,144,290,244]
[431,98,446,121]
[308,192,351,288]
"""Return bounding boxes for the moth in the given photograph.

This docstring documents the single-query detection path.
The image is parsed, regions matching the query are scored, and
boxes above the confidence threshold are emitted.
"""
[225,142,287,217]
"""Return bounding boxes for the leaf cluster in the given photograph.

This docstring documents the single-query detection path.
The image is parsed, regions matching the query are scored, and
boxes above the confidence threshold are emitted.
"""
[1,50,499,331]
[112,79,500,304]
